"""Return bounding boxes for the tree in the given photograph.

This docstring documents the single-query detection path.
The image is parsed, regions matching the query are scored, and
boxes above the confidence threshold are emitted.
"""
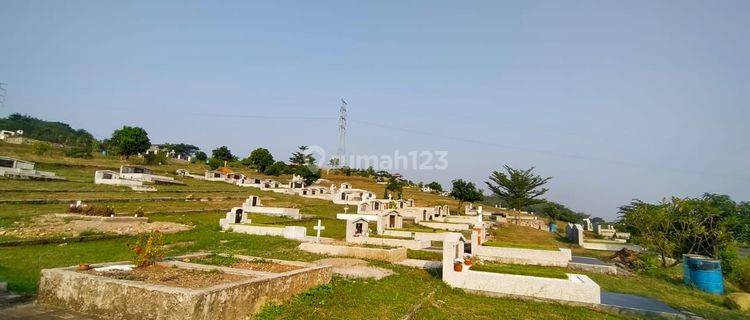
[163,143,200,156]
[243,148,275,172]
[449,179,484,209]
[485,165,551,210]
[194,151,207,162]
[289,146,315,166]
[109,126,150,159]
[426,181,443,192]
[207,158,222,170]
[525,201,587,223]
[264,161,288,176]
[295,165,321,186]
[211,146,235,162]
[384,176,404,199]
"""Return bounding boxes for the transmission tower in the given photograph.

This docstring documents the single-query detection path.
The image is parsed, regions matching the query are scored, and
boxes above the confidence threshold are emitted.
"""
[335,99,348,167]
[0,82,6,107]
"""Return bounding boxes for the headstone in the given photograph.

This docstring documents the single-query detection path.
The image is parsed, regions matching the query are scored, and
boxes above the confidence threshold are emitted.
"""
[313,219,326,243]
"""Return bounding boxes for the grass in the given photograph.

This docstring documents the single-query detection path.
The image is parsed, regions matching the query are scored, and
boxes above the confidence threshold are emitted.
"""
[407,249,442,261]
[469,262,569,279]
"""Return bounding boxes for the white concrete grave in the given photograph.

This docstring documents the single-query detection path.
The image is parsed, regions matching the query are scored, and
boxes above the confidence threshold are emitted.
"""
[442,233,601,304]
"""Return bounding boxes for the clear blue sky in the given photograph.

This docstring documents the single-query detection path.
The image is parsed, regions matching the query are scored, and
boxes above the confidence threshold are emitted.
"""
[2,1,748,220]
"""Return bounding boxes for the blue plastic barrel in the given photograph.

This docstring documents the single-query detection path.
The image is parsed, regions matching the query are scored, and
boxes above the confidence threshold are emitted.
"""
[682,254,705,285]
[548,223,557,233]
[689,259,724,295]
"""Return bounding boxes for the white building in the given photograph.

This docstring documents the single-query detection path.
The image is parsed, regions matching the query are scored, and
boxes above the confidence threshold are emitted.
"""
[0,156,64,180]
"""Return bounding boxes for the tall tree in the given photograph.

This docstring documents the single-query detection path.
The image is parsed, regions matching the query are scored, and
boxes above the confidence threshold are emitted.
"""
[109,126,150,159]
[243,148,275,172]
[211,146,235,162]
[289,145,315,166]
[485,165,551,210]
[449,179,484,209]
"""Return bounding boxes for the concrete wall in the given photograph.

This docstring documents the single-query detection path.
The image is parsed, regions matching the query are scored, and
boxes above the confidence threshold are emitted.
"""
[348,236,431,250]
[418,221,470,231]
[442,235,599,304]
[245,206,301,220]
[222,223,308,241]
[382,230,447,242]
[473,246,572,267]
[444,269,601,304]
[38,261,332,320]
[582,241,642,252]
[298,242,407,262]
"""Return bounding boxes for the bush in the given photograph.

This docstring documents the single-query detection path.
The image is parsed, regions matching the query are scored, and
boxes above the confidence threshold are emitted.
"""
[67,204,115,217]
[31,141,51,155]
[143,152,169,165]
[632,252,662,272]
[730,257,750,292]
[129,231,166,268]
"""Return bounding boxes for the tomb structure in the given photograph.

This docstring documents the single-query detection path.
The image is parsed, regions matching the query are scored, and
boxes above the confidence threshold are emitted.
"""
[567,224,641,252]
[119,166,185,185]
[442,233,601,304]
[0,156,65,180]
[94,170,149,190]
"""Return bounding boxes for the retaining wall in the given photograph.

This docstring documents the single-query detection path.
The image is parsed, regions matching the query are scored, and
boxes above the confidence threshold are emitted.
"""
[298,242,407,262]
[473,246,572,267]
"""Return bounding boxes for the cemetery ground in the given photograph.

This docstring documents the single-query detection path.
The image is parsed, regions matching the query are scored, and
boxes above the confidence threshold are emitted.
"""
[0,144,748,319]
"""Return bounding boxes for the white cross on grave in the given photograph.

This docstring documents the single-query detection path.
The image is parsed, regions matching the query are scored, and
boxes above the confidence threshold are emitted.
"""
[343,206,349,213]
[313,219,325,243]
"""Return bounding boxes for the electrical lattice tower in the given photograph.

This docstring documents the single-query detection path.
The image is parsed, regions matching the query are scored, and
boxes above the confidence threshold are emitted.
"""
[0,82,6,107]
[335,99,348,167]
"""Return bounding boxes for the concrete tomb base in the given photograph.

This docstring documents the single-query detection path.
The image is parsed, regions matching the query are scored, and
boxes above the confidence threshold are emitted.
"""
[37,256,332,320]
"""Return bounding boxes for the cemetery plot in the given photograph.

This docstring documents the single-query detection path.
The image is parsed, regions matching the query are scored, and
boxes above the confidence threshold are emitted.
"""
[37,257,333,320]
[80,264,251,289]
[190,254,305,273]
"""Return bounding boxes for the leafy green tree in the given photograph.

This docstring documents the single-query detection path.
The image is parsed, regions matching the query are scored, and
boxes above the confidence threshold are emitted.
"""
[211,146,235,162]
[485,165,551,210]
[194,151,207,162]
[295,165,321,186]
[109,126,150,159]
[207,158,222,170]
[289,146,315,166]
[449,179,484,209]
[525,201,587,223]
[163,143,200,156]
[426,181,443,192]
[243,148,275,172]
[264,161,288,176]
[384,176,405,199]
[66,136,98,158]
[0,113,95,145]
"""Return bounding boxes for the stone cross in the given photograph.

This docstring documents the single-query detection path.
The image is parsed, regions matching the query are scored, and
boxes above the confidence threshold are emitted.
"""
[388,194,392,200]
[343,206,349,214]
[313,219,325,243]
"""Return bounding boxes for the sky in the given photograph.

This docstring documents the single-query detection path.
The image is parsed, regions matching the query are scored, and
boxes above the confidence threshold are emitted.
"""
[1,1,748,220]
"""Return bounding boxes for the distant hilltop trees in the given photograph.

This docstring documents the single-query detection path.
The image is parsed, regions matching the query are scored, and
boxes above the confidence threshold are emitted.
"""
[0,113,94,146]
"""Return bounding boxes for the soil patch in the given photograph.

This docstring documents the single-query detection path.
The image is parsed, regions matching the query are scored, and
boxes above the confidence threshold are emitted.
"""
[83,265,250,289]
[0,214,191,239]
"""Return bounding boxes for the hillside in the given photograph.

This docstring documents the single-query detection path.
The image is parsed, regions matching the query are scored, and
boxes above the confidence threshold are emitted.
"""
[0,113,95,145]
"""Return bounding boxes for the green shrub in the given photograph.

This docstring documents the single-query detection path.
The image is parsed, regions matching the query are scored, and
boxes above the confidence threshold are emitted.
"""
[730,257,750,292]
[143,152,169,165]
[129,231,166,268]
[31,141,51,155]
[632,252,662,272]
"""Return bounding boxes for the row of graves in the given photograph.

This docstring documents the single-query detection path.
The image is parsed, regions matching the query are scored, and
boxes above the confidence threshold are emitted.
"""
[0,156,66,180]
[95,165,185,191]
[567,219,642,252]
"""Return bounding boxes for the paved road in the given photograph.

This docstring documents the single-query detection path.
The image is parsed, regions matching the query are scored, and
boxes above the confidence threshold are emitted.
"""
[602,291,678,315]
[571,256,609,266]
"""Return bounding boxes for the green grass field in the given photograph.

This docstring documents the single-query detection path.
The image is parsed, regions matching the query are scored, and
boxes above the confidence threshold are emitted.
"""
[1,142,748,319]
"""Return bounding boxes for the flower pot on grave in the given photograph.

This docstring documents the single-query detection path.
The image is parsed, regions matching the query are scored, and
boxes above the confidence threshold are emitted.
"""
[464,258,473,266]
[453,262,463,272]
